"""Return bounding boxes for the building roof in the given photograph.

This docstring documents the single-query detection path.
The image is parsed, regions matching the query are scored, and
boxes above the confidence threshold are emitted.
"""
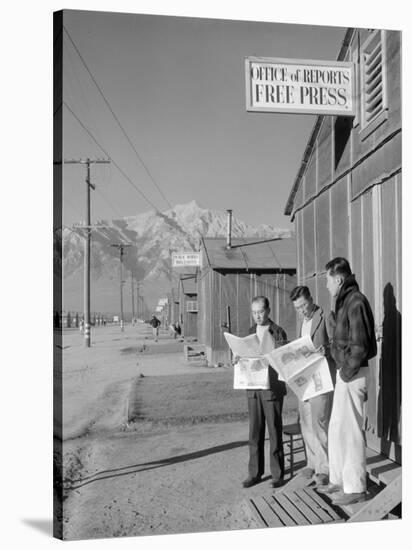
[180,276,197,295]
[201,237,296,271]
[284,28,355,217]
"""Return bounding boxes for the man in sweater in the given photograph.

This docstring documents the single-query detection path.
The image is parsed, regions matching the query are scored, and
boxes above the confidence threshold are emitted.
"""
[290,286,335,488]
[318,257,377,505]
[149,315,161,342]
[241,296,288,489]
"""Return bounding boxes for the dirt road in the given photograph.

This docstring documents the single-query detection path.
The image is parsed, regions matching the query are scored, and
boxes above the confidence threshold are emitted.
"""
[59,324,298,540]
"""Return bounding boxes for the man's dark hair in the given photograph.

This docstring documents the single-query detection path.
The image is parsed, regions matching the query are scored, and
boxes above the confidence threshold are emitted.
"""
[290,286,312,302]
[252,296,270,309]
[325,257,352,278]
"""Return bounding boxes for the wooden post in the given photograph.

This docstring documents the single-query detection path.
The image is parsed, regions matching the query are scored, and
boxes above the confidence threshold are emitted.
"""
[226,305,232,363]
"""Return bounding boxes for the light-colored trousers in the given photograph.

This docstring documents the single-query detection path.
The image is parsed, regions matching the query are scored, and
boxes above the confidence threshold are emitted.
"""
[298,392,332,475]
[328,367,369,493]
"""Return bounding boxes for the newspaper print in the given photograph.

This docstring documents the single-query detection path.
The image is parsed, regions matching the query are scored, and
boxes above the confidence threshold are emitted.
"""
[263,335,333,400]
[224,330,275,389]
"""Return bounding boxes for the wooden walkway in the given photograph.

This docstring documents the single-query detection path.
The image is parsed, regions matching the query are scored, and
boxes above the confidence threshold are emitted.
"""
[245,438,401,528]
[249,487,344,528]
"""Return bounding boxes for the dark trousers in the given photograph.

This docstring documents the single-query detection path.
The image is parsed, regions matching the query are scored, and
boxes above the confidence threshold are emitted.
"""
[247,392,284,481]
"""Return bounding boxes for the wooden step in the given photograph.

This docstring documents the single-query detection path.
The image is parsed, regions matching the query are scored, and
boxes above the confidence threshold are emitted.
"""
[366,447,402,485]
[247,487,345,528]
[276,472,313,494]
[347,473,401,523]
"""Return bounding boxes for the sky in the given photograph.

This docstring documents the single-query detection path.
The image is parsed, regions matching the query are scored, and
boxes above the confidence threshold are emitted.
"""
[61,11,347,230]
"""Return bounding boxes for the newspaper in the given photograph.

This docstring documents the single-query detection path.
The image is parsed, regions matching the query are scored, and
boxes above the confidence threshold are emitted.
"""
[224,331,275,389]
[263,335,333,401]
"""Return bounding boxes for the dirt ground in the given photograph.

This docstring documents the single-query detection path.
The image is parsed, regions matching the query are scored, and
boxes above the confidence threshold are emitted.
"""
[59,324,299,540]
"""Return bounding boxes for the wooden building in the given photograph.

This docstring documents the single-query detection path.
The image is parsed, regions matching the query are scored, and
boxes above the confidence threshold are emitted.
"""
[284,28,401,463]
[178,274,198,339]
[198,237,297,366]
[167,287,180,326]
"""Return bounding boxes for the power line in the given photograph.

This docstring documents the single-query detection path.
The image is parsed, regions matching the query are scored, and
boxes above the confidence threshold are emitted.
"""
[63,25,172,210]
[94,186,124,219]
[63,101,160,211]
[64,158,110,348]
[62,195,83,220]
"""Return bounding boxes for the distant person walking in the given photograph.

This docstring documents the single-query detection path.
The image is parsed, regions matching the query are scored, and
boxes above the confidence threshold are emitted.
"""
[169,321,181,339]
[318,257,377,506]
[290,286,335,488]
[149,315,161,342]
[240,296,288,489]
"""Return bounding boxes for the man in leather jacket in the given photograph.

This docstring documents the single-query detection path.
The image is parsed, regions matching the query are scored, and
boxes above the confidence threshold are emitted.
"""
[317,258,377,506]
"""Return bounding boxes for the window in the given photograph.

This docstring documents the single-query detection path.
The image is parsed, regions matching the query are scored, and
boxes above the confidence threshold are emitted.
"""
[186,301,198,312]
[360,30,388,137]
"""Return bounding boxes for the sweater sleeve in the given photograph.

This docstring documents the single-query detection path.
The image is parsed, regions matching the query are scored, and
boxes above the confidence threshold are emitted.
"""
[340,301,374,382]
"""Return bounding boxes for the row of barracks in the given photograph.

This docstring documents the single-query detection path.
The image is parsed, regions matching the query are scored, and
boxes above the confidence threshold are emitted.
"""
[198,237,297,366]
[169,235,297,361]
[166,268,198,339]
[168,26,401,465]
[283,27,401,462]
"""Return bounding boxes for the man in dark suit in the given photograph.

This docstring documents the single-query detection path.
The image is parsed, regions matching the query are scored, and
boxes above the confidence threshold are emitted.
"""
[290,286,335,487]
[242,296,288,489]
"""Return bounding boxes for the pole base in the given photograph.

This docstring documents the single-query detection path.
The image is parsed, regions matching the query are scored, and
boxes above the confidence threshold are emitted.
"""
[84,324,91,347]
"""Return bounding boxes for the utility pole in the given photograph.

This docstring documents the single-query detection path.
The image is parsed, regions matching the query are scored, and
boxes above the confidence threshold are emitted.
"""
[136,282,140,320]
[111,243,131,331]
[63,158,110,347]
[131,271,135,323]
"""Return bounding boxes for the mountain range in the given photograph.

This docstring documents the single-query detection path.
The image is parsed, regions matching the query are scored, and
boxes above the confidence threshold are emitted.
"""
[58,201,293,314]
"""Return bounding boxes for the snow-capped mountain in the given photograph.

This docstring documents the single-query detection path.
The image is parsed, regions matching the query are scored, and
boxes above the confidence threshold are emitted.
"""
[58,201,293,313]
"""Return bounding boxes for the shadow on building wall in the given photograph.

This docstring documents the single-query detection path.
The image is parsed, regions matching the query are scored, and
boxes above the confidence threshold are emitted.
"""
[377,282,402,462]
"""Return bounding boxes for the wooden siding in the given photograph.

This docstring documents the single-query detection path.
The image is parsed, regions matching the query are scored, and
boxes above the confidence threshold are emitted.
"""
[302,202,315,278]
[331,176,349,258]
[315,189,331,271]
[198,270,297,366]
[289,28,401,458]
[317,117,333,191]
[304,149,317,200]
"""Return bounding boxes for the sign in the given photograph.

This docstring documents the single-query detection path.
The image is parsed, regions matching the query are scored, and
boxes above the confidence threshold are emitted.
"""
[245,57,355,116]
[172,252,201,267]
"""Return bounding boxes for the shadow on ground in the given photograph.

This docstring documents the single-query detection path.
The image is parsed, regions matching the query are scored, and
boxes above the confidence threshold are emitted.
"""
[66,440,249,490]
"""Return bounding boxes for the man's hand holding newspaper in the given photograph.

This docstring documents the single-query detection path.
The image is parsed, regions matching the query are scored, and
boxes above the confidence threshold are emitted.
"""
[225,332,333,400]
[263,335,333,400]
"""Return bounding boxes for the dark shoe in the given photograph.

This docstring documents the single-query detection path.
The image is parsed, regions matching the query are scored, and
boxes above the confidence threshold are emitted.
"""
[270,478,285,489]
[242,477,261,488]
[316,483,341,495]
[300,467,315,479]
[332,492,366,505]
[314,473,329,487]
